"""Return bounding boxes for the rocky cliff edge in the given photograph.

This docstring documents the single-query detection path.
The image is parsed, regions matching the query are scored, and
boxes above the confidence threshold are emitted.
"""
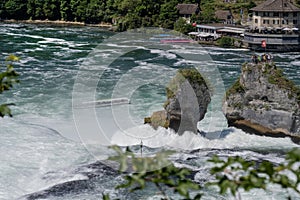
[223,62,300,142]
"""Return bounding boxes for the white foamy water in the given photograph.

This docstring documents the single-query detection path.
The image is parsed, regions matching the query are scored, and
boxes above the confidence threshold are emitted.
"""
[0,117,92,199]
[110,125,298,150]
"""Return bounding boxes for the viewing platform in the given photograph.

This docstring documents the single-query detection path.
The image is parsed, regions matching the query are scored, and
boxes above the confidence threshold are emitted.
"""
[244,32,300,51]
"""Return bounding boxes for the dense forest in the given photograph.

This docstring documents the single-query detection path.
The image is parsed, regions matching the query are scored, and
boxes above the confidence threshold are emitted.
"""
[0,0,201,31]
[4,0,299,31]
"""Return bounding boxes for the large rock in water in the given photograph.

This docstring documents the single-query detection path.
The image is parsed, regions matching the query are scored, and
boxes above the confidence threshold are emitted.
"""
[223,62,300,142]
[145,68,211,135]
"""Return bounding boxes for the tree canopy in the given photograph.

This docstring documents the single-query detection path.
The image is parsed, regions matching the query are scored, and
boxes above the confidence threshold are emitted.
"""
[0,0,264,30]
[0,0,200,30]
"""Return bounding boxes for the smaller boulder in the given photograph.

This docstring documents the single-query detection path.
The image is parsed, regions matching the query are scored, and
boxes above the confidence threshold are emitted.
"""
[144,110,169,129]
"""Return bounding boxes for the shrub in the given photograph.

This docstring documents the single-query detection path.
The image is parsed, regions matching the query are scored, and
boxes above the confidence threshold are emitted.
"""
[217,36,235,47]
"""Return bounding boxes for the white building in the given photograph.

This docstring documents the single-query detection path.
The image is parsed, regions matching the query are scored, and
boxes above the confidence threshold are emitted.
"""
[250,0,300,30]
[244,0,300,51]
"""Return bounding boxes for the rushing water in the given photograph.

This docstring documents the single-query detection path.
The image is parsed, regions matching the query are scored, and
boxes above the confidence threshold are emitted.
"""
[0,23,300,200]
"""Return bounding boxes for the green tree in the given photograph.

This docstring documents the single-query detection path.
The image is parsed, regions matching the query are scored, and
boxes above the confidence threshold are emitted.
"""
[34,0,46,20]
[26,0,36,20]
[113,0,150,31]
[199,3,215,24]
[159,0,179,29]
[0,0,8,19]
[136,0,162,27]
[43,0,61,20]
[4,0,28,19]
[114,0,136,16]
[174,17,194,34]
[85,0,105,24]
[71,0,88,22]
[217,36,235,47]
[104,0,117,23]
[60,0,73,21]
[0,55,19,117]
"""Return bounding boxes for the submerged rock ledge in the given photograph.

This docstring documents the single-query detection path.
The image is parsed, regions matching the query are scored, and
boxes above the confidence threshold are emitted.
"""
[223,62,300,143]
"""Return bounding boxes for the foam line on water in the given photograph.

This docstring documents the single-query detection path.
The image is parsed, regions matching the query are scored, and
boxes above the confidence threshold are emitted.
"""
[110,125,298,151]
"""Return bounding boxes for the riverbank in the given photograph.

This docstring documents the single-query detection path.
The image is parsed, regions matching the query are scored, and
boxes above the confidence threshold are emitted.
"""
[2,19,113,28]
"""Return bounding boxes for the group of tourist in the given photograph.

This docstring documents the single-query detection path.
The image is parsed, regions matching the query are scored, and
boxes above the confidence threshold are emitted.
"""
[251,53,273,64]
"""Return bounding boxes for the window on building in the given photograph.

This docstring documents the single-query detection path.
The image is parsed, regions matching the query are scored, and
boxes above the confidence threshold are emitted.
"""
[282,20,285,24]
[263,12,269,17]
[283,12,289,17]
[255,19,258,23]
[293,20,298,25]
[273,20,279,24]
[263,20,270,24]
[273,12,279,17]
[254,11,258,16]
[293,12,298,17]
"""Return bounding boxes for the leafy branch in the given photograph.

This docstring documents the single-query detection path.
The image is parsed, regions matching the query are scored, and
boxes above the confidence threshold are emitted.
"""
[0,55,19,117]
[106,145,202,200]
[208,148,300,200]
[104,146,300,200]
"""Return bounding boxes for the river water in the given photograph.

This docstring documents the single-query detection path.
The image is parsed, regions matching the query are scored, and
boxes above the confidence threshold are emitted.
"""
[0,23,299,200]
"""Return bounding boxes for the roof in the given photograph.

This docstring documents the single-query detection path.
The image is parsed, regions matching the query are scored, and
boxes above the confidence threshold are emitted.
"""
[215,10,232,20]
[217,28,244,34]
[196,24,224,30]
[250,0,300,12]
[177,4,199,15]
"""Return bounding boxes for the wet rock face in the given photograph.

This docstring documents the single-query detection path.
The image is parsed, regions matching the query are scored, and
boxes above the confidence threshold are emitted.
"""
[223,62,300,139]
[145,68,211,135]
[23,161,120,200]
[165,76,211,134]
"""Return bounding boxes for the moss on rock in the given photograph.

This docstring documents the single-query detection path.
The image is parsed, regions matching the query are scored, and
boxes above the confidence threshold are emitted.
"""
[264,63,300,103]
[166,68,208,99]
[224,62,300,140]
[144,110,169,129]
[226,79,245,98]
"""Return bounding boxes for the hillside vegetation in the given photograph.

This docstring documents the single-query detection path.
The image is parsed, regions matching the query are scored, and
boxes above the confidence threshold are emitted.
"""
[200,0,260,24]
[0,0,198,31]
[1,0,299,31]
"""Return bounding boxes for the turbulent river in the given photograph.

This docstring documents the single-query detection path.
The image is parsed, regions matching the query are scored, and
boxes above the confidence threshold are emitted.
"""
[0,23,300,200]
